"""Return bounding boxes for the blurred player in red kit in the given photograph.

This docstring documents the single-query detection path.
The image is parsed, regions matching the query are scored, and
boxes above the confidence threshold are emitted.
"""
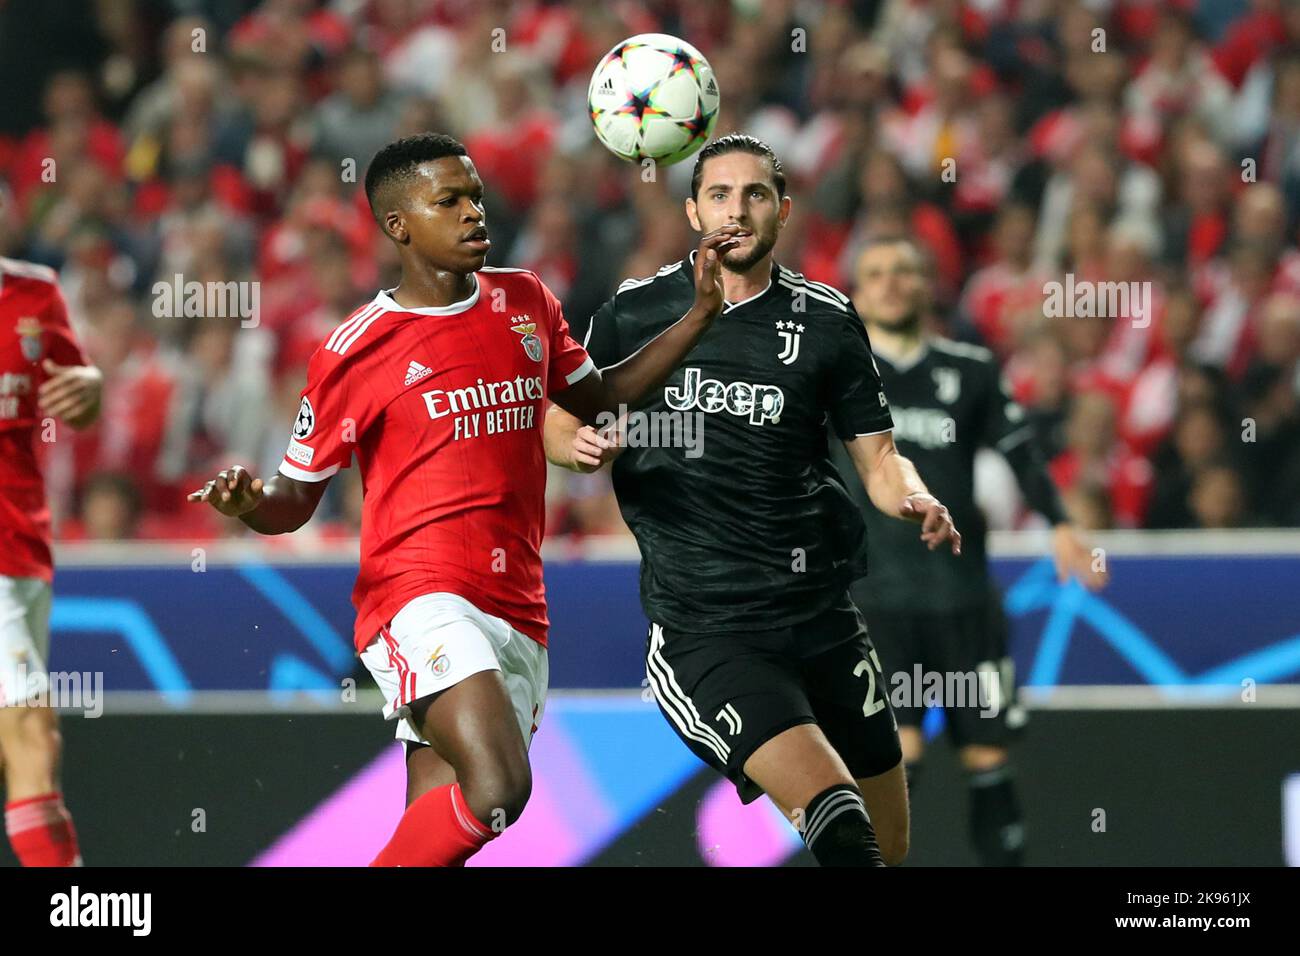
[0,252,103,866]
[190,133,741,866]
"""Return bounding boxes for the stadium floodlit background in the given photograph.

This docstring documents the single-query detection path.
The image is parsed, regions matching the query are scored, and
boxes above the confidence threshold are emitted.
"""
[0,0,1298,866]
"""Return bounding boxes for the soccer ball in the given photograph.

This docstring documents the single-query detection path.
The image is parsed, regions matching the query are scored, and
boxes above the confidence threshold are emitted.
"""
[588,33,720,166]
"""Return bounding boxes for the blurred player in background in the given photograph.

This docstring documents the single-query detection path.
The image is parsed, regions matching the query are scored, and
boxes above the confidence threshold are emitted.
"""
[0,252,102,867]
[190,133,739,867]
[833,236,1108,866]
[546,135,961,867]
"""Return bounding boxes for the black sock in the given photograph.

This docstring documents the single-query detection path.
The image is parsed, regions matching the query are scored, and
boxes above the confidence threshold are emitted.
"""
[801,784,886,867]
[968,764,1024,866]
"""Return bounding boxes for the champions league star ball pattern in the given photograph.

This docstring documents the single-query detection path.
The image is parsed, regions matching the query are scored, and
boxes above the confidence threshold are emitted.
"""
[588,33,720,166]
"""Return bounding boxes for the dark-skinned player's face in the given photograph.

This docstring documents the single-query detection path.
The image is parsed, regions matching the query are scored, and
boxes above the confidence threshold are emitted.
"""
[854,241,929,332]
[383,157,490,273]
[687,152,790,271]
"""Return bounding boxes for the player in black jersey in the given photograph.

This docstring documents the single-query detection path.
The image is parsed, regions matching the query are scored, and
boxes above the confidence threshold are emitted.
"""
[544,135,961,867]
[832,235,1108,866]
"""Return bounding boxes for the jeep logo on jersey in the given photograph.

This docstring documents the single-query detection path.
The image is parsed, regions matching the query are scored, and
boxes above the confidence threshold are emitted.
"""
[510,317,543,362]
[293,397,315,440]
[664,367,785,425]
[775,320,803,365]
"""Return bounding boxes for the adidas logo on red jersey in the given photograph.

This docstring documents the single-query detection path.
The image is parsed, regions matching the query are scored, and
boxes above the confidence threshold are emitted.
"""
[404,361,433,387]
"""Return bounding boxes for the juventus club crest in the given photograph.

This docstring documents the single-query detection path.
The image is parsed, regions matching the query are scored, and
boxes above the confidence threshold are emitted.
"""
[716,702,743,736]
[775,320,803,365]
[15,317,42,362]
[510,316,543,362]
[932,367,961,404]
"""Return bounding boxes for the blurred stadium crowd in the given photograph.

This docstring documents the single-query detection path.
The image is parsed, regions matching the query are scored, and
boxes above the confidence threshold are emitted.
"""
[0,0,1298,544]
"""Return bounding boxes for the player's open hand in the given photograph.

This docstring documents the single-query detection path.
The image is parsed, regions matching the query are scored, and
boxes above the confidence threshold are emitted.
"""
[1051,523,1108,591]
[899,492,962,555]
[188,464,265,517]
[38,360,102,428]
[570,423,625,473]
[692,224,748,320]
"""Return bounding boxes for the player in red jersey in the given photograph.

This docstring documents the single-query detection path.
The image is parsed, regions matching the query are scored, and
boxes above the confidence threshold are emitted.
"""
[0,254,102,866]
[189,133,743,866]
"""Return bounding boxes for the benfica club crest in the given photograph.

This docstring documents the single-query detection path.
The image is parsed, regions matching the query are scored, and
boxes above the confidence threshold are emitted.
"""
[15,317,43,362]
[510,316,543,362]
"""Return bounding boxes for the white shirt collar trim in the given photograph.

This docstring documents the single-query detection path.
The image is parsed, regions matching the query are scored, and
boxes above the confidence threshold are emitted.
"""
[874,340,929,373]
[374,274,480,315]
[685,249,775,311]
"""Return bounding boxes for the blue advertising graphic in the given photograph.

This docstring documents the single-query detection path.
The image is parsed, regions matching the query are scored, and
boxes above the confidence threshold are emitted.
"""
[45,539,1300,693]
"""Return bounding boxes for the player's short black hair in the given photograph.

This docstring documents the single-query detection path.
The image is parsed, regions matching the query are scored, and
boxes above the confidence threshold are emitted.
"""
[364,133,468,223]
[690,133,787,200]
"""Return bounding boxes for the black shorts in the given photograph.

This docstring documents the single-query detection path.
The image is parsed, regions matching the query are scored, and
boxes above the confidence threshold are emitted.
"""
[644,594,902,804]
[857,587,1019,749]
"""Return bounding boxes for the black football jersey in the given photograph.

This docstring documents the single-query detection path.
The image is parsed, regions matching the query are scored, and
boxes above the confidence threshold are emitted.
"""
[583,253,894,635]
[830,338,1036,611]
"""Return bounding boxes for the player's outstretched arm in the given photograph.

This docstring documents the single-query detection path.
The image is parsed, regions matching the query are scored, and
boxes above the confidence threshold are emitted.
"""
[983,367,1108,589]
[999,443,1109,590]
[187,464,328,535]
[38,360,103,430]
[552,224,746,425]
[842,431,962,555]
[543,405,623,473]
[1048,522,1109,590]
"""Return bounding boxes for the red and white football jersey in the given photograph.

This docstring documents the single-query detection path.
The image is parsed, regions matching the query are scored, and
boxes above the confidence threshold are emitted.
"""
[0,258,89,581]
[280,267,594,652]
